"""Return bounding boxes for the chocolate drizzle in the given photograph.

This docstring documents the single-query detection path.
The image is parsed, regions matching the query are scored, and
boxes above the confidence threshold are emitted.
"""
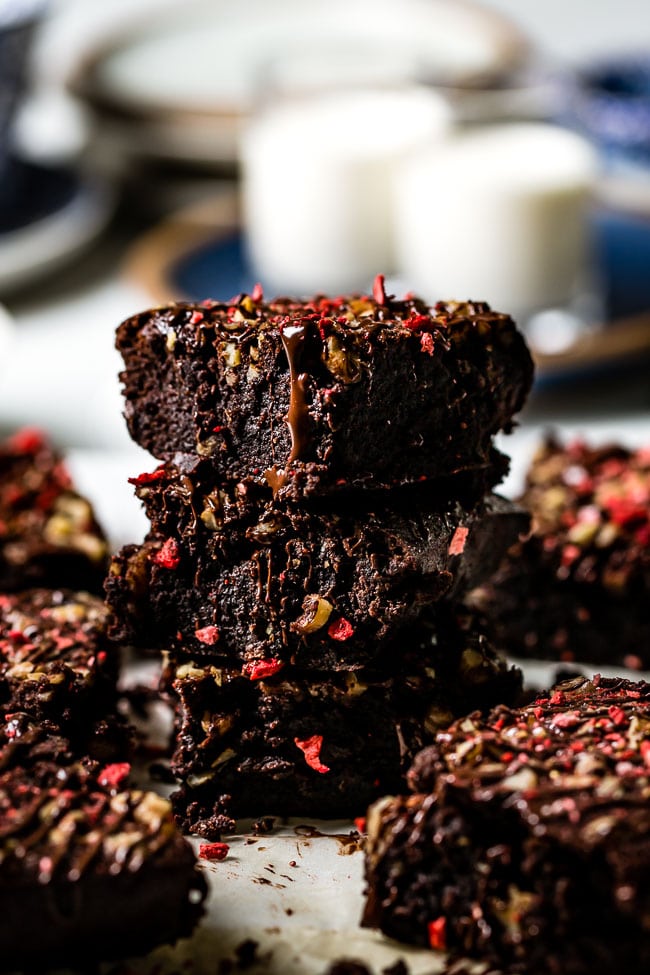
[282,325,311,464]
[408,674,650,850]
[264,323,311,495]
[0,765,180,885]
[0,590,110,675]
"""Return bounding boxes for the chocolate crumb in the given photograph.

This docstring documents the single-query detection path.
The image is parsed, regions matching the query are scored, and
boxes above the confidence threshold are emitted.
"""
[252,816,276,835]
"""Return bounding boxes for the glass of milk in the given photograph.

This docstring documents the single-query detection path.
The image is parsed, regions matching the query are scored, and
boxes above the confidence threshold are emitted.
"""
[240,82,451,295]
[395,123,601,350]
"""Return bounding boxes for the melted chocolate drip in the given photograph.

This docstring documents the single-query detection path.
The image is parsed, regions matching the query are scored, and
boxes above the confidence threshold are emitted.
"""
[282,325,311,464]
[264,324,311,495]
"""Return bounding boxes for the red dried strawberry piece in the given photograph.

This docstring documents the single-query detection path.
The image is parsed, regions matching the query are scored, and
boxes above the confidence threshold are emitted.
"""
[98,763,131,790]
[6,428,46,454]
[153,538,180,569]
[372,273,387,305]
[35,485,63,511]
[607,497,647,527]
[428,917,447,951]
[327,617,354,641]
[404,313,430,331]
[561,544,581,567]
[242,658,284,680]
[448,526,469,556]
[294,735,330,774]
[608,705,628,727]
[199,842,229,861]
[129,468,166,487]
[195,625,220,645]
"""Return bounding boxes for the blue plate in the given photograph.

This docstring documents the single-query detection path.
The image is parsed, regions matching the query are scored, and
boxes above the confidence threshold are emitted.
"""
[172,232,255,302]
[170,206,650,326]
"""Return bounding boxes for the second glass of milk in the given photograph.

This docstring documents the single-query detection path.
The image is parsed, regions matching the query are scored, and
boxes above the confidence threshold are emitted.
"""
[396,123,601,351]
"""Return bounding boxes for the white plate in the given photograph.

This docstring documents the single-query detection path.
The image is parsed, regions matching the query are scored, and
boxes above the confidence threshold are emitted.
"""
[72,0,528,166]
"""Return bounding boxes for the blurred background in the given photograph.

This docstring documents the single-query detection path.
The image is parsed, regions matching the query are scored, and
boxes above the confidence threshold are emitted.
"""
[0,0,649,461]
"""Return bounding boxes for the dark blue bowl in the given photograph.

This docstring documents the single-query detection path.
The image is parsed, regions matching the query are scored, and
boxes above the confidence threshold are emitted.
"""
[0,1,46,156]
[572,56,650,167]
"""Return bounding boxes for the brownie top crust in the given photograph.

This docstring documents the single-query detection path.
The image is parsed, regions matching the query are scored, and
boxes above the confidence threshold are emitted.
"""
[117,280,532,500]
[0,588,114,682]
[0,774,184,883]
[407,674,650,865]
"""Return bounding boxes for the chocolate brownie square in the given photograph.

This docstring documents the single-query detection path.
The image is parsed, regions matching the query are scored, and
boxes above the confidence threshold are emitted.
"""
[0,766,207,968]
[0,672,206,967]
[106,486,528,671]
[167,607,522,833]
[472,437,650,668]
[116,284,532,500]
[0,428,108,593]
[0,588,123,751]
[363,674,650,974]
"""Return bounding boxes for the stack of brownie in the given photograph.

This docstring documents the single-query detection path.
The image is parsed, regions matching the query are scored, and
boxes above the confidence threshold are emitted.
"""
[0,428,121,755]
[0,429,207,965]
[0,588,207,968]
[106,278,534,833]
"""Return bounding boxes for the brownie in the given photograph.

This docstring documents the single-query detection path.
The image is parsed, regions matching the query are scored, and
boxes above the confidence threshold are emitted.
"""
[0,691,206,968]
[0,763,207,968]
[0,427,108,593]
[167,608,522,833]
[363,674,650,974]
[472,437,650,668]
[0,588,126,753]
[0,707,129,771]
[128,455,527,567]
[116,284,532,500]
[105,489,528,670]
